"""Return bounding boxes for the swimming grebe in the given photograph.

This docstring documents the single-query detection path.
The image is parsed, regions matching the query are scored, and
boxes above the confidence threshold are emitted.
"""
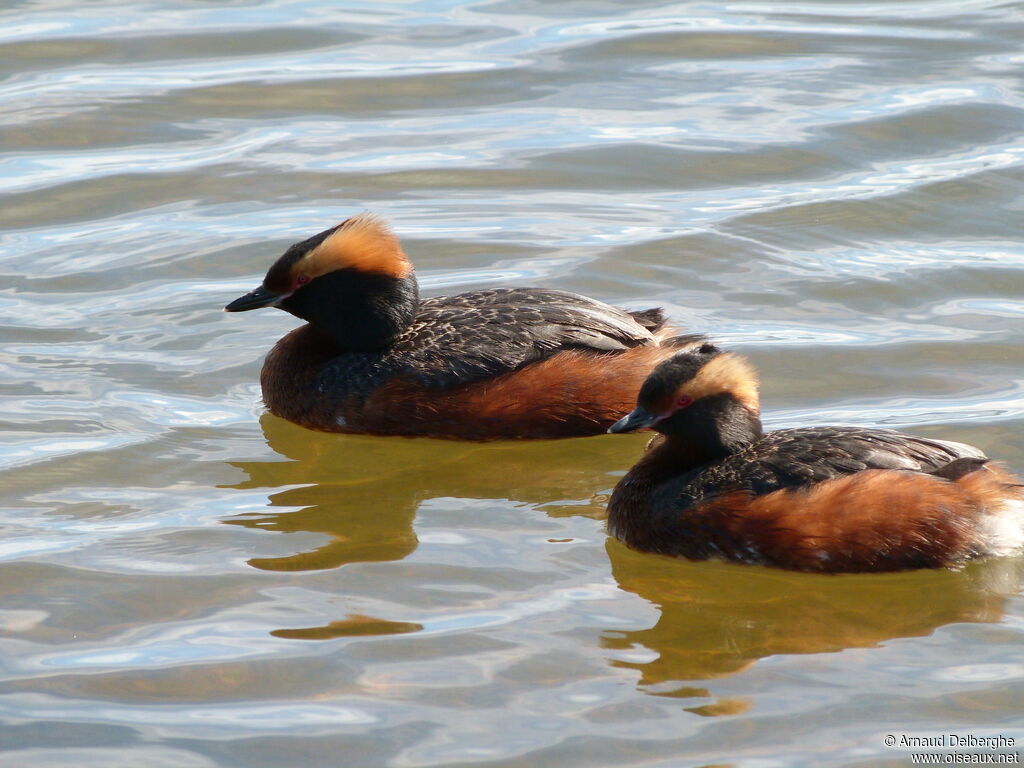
[607,345,1024,572]
[225,214,696,439]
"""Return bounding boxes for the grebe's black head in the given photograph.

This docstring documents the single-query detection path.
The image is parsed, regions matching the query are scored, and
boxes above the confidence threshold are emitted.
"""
[225,214,419,351]
[608,344,761,451]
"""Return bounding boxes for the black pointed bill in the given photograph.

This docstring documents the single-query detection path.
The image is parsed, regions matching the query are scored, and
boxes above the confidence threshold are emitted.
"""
[607,406,659,434]
[224,285,287,312]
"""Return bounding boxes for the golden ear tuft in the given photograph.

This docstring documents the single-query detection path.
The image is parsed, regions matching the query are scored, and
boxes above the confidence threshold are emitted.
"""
[680,353,760,413]
[299,214,412,280]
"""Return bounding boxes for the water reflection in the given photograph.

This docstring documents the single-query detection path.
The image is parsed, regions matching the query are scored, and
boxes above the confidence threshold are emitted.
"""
[223,413,638,572]
[5,0,1024,761]
[271,615,423,640]
[604,539,1021,691]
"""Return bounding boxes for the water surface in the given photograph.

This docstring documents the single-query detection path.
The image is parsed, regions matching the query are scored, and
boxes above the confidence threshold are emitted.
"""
[2,1,1023,766]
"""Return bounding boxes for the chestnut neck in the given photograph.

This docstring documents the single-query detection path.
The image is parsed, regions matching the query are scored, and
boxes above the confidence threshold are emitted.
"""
[277,268,419,352]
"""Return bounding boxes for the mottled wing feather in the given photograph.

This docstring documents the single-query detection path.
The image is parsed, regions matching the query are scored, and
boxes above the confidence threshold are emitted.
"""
[678,427,987,505]
[385,288,660,388]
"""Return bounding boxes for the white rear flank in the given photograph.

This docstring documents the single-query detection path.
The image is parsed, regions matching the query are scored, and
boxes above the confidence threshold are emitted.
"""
[979,495,1024,557]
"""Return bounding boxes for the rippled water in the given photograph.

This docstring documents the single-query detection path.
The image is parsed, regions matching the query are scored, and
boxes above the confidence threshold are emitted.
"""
[2,1,1023,766]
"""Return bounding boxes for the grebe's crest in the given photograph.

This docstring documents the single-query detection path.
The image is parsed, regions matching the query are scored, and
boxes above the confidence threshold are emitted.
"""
[639,345,760,415]
[265,214,411,294]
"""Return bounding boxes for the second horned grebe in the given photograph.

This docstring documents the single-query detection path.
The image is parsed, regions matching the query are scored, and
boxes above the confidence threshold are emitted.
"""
[607,345,1024,573]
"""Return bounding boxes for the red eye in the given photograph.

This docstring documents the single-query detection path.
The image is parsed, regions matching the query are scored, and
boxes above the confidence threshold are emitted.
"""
[296,274,310,286]
[676,395,693,408]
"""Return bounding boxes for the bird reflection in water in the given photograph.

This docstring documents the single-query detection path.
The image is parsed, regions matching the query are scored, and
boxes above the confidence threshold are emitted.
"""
[604,537,1021,708]
[221,413,635,637]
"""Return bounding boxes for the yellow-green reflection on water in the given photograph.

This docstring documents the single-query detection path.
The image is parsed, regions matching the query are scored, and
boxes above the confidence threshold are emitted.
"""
[224,414,631,571]
[604,540,1017,686]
